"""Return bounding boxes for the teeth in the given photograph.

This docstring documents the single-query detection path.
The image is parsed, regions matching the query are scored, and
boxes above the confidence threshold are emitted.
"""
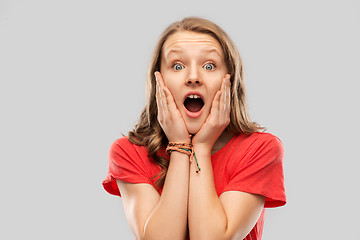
[188,94,201,99]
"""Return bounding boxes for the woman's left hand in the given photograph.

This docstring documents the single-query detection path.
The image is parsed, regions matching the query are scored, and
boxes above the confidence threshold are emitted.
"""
[192,74,231,151]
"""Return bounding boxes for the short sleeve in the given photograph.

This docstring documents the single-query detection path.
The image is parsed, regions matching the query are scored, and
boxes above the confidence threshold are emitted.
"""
[102,137,153,197]
[223,134,286,208]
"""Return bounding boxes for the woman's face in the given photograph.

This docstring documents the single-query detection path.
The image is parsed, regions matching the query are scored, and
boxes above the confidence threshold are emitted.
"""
[160,31,228,134]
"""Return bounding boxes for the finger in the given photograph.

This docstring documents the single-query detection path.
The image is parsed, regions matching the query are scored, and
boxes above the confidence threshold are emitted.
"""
[163,86,179,112]
[155,71,166,89]
[219,75,227,113]
[155,72,167,121]
[155,76,164,122]
[155,72,168,112]
[219,74,231,124]
[225,74,231,112]
[209,90,221,119]
[155,73,162,110]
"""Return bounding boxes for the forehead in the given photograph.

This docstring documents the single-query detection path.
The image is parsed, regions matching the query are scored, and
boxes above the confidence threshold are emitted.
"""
[162,31,223,57]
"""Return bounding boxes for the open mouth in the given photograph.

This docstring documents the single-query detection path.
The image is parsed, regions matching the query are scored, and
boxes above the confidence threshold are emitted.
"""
[184,94,204,112]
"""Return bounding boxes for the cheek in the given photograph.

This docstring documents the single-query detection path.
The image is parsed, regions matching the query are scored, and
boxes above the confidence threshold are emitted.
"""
[162,76,183,102]
[162,72,184,92]
[210,76,223,92]
[163,79,177,95]
[216,80,222,90]
[206,77,223,101]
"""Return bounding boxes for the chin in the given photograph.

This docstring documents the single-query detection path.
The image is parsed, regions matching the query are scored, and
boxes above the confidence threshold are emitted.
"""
[185,123,202,135]
[183,112,208,135]
[188,129,199,135]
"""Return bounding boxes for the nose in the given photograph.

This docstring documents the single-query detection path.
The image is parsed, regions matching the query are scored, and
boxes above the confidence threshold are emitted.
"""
[186,79,201,85]
[186,66,202,86]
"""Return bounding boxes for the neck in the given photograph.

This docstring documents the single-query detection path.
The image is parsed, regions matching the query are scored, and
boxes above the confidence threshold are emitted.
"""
[211,130,233,155]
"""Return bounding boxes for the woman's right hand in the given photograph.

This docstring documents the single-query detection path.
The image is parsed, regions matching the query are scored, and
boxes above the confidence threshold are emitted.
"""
[155,71,190,143]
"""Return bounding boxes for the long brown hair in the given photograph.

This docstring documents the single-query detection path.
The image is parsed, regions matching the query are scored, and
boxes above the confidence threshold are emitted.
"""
[128,17,263,187]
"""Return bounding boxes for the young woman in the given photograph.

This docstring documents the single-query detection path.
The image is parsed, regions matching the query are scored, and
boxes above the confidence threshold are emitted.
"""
[103,17,286,240]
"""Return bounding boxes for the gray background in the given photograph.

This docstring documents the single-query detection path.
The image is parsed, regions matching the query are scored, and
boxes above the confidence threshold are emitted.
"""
[1,0,359,239]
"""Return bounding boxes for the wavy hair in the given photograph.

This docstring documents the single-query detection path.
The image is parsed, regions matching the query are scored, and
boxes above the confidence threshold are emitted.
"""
[128,17,263,187]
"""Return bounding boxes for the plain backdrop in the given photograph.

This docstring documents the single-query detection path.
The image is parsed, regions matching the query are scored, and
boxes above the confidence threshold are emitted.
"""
[1,0,359,239]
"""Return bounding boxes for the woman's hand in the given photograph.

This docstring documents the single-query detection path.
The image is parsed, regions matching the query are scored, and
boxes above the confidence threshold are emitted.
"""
[192,74,231,151]
[155,71,191,143]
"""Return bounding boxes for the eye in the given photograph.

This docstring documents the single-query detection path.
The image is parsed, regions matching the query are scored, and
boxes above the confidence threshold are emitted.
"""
[172,63,184,71]
[204,63,215,71]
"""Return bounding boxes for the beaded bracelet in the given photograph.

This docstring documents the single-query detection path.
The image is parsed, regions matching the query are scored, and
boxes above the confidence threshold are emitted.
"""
[166,142,201,173]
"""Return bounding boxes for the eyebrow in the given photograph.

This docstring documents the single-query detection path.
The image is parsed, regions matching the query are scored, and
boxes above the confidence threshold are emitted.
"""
[204,48,222,57]
[165,48,223,59]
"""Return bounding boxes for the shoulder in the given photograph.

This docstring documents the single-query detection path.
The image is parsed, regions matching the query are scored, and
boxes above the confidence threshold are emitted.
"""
[103,136,156,196]
[109,136,149,163]
[222,132,287,208]
[249,132,283,151]
[232,132,283,153]
[110,136,146,152]
[110,136,134,150]
[226,132,284,167]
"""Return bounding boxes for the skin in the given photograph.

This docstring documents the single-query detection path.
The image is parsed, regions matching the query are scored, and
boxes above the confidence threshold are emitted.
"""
[159,30,229,140]
[117,31,265,240]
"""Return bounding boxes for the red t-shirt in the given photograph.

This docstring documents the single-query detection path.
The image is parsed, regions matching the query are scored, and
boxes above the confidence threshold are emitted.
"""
[103,132,286,240]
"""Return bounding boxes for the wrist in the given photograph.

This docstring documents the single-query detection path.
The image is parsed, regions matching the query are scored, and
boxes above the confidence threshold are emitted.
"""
[193,144,212,157]
[168,135,191,144]
[191,137,217,154]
